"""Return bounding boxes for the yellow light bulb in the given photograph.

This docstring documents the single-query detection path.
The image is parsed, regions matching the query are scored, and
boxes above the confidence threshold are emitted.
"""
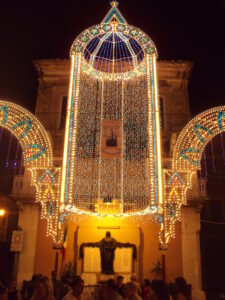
[0,209,6,217]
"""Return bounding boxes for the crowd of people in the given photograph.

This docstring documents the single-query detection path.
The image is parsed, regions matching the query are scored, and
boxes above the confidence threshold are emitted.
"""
[0,270,193,300]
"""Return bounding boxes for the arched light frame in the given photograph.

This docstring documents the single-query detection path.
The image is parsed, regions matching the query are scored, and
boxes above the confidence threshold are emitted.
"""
[172,106,225,172]
[0,100,53,167]
[160,106,225,246]
[0,100,64,244]
[70,23,157,81]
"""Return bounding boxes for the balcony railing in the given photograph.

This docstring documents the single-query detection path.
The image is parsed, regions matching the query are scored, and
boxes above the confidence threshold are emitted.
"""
[11,175,35,197]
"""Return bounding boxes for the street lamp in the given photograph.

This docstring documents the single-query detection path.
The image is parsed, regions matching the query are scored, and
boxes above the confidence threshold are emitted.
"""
[0,209,6,217]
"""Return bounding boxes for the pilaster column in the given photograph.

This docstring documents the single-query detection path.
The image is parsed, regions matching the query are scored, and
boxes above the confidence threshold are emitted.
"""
[17,203,39,289]
[181,204,205,300]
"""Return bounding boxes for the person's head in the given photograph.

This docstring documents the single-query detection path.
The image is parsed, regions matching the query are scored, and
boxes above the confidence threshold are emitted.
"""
[124,282,136,298]
[0,281,6,296]
[51,271,57,280]
[106,279,117,291]
[144,279,151,287]
[0,269,8,288]
[151,280,169,300]
[175,277,189,297]
[8,279,17,291]
[117,276,124,286]
[167,283,178,299]
[218,292,225,300]
[106,231,111,238]
[61,275,70,285]
[32,274,42,283]
[71,278,84,297]
[103,279,118,299]
[130,274,137,282]
[33,277,52,300]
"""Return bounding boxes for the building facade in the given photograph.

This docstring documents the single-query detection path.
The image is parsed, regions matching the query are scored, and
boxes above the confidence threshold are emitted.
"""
[9,59,205,299]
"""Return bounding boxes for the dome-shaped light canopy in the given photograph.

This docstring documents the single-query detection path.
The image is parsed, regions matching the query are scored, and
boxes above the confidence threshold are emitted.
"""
[70,2,157,80]
[83,32,144,73]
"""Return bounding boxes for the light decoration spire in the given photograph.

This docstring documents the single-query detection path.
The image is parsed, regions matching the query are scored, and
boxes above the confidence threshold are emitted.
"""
[111,1,119,8]
[103,1,127,24]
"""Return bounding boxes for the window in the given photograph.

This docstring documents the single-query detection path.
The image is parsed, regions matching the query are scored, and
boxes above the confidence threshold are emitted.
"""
[159,96,165,130]
[60,96,67,130]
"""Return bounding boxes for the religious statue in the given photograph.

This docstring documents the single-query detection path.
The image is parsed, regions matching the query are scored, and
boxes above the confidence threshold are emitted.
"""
[80,231,137,274]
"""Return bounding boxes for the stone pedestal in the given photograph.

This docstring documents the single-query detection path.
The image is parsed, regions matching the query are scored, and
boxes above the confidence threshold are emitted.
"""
[17,203,39,289]
[181,206,205,300]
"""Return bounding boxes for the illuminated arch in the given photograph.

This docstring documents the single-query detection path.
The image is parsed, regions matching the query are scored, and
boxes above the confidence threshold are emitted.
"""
[0,100,53,167]
[172,106,225,172]
[160,106,225,246]
[0,100,64,244]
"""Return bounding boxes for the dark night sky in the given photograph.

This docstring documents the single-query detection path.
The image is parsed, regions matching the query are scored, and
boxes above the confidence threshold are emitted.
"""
[0,0,225,115]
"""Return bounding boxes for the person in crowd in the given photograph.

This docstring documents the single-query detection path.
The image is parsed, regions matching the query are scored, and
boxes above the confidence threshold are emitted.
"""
[142,279,151,300]
[23,274,43,300]
[102,279,123,300]
[175,278,190,300]
[123,282,141,300]
[218,292,225,300]
[8,279,21,300]
[167,283,178,300]
[130,275,141,296]
[58,276,71,300]
[32,277,55,300]
[21,281,30,300]
[151,280,170,300]
[63,278,92,300]
[51,272,58,299]
[116,276,124,298]
[0,269,8,300]
[0,282,7,300]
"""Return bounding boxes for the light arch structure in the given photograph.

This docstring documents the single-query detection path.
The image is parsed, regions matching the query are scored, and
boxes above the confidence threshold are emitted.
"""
[172,105,225,172]
[0,100,52,167]
[0,100,63,244]
[160,106,225,246]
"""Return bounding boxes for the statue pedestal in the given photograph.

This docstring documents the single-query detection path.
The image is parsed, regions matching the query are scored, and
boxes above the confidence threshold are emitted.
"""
[99,274,131,283]
[99,274,115,282]
[81,273,132,285]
